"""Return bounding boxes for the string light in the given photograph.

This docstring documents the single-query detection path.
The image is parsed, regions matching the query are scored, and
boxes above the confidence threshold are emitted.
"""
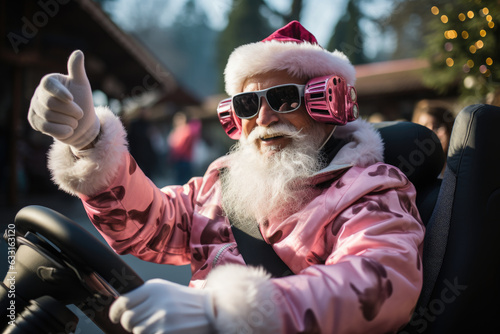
[432,3,497,87]
[464,76,475,89]
[445,30,458,39]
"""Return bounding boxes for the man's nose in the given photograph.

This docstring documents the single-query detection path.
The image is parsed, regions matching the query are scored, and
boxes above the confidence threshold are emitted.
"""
[255,97,279,127]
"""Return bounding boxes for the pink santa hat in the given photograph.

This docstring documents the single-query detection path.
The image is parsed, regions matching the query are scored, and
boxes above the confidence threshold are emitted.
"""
[223,20,356,96]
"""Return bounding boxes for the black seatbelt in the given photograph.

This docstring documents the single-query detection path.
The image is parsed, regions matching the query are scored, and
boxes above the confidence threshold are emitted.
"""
[230,220,293,278]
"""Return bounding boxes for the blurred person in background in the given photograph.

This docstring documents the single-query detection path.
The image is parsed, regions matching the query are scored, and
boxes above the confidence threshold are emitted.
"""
[412,99,455,176]
[167,111,201,184]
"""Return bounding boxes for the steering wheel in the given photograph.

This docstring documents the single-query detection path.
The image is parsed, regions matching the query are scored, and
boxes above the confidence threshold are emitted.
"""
[1,205,144,333]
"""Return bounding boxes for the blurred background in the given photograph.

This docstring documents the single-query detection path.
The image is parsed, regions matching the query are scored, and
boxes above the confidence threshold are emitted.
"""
[0,0,498,330]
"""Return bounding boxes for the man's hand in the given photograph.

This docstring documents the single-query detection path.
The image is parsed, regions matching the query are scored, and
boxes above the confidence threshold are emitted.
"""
[28,50,100,150]
[109,279,215,334]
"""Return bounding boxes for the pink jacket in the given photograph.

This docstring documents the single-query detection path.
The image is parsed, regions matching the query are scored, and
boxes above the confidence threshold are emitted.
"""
[48,107,425,333]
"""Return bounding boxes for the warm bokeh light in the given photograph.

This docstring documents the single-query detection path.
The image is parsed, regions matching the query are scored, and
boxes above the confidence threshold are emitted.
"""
[428,3,498,93]
[464,76,475,88]
[445,30,458,39]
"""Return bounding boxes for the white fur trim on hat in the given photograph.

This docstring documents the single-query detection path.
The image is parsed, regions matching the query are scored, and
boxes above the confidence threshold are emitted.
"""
[224,40,356,96]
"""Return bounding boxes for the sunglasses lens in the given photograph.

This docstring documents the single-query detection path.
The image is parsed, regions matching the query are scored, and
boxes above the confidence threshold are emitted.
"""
[232,85,302,119]
[267,85,301,112]
[233,93,259,118]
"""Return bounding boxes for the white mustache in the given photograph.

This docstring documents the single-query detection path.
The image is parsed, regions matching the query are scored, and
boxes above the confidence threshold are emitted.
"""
[246,124,301,142]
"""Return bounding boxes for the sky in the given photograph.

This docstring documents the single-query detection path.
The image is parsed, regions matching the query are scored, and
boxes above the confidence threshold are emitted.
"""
[107,0,346,46]
[106,0,397,59]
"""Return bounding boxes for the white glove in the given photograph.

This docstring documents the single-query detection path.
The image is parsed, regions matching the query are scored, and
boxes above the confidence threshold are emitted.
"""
[28,50,100,151]
[109,279,215,334]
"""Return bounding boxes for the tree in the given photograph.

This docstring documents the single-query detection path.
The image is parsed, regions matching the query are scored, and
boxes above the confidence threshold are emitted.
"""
[216,0,305,91]
[101,0,171,32]
[327,0,366,65]
[374,0,436,61]
[422,1,499,104]
[169,0,219,97]
[217,0,273,82]
[264,0,303,25]
[93,0,118,7]
[102,0,220,98]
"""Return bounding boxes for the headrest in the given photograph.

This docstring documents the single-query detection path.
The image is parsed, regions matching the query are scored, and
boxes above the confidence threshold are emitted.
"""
[372,121,445,188]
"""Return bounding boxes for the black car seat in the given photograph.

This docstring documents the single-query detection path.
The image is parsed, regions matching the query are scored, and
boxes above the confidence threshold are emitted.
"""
[376,104,500,333]
[411,104,500,333]
[373,119,445,224]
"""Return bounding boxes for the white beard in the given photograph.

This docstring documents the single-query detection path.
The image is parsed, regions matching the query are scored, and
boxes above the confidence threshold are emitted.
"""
[221,123,327,226]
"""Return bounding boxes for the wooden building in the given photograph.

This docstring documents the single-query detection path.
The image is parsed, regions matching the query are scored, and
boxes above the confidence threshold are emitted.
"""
[355,58,459,121]
[1,0,200,206]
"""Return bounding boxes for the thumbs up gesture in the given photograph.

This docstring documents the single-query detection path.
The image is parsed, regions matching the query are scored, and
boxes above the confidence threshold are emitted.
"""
[28,50,100,151]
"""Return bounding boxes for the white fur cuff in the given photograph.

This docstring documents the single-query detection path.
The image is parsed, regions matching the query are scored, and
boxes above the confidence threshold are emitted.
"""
[47,106,128,196]
[205,264,283,334]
